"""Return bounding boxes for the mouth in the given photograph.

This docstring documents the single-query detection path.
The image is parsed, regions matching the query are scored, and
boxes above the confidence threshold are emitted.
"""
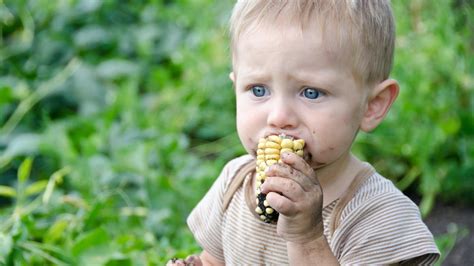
[258,133,313,162]
[264,132,300,140]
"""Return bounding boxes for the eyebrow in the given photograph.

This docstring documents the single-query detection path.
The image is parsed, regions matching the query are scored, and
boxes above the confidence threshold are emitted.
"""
[288,71,336,89]
[237,69,271,83]
[236,68,340,90]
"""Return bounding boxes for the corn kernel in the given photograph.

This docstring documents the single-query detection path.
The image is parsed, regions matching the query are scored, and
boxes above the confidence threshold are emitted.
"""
[266,160,277,166]
[296,150,304,157]
[293,139,305,150]
[265,154,280,160]
[265,207,274,214]
[280,148,293,155]
[268,135,282,143]
[264,141,280,149]
[265,148,280,155]
[281,139,293,149]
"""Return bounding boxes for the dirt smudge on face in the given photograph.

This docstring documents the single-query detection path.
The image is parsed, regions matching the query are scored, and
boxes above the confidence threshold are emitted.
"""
[250,148,257,157]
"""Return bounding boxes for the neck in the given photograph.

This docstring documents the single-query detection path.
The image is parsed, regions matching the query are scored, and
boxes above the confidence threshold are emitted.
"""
[315,152,364,207]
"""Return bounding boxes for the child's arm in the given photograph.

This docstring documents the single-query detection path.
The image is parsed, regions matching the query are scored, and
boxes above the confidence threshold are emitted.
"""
[262,152,339,265]
[287,236,339,265]
[200,251,224,266]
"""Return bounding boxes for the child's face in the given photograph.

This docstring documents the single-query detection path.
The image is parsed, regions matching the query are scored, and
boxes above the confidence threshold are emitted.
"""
[232,23,370,169]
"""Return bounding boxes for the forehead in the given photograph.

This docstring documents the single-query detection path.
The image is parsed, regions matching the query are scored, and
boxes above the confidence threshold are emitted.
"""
[232,21,352,76]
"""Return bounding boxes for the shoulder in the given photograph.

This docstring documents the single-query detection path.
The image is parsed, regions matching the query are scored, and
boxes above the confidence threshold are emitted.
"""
[223,154,254,175]
[220,154,254,185]
[343,172,417,216]
[332,172,440,264]
[186,154,254,262]
[337,173,424,239]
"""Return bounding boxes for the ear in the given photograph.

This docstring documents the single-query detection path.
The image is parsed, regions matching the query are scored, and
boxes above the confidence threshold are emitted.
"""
[229,72,236,90]
[360,79,399,132]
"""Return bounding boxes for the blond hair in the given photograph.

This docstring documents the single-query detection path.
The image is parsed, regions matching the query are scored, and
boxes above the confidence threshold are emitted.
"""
[229,0,395,85]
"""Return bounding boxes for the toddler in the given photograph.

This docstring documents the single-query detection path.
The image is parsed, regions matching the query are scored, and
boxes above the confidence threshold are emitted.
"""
[170,0,440,265]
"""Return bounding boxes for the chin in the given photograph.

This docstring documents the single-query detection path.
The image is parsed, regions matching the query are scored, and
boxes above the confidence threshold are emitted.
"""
[249,149,257,158]
[242,144,257,158]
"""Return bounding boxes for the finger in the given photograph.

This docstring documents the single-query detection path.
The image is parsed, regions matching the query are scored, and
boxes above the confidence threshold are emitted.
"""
[167,258,186,266]
[280,152,318,185]
[266,163,314,192]
[261,176,304,201]
[266,191,297,216]
[185,255,203,266]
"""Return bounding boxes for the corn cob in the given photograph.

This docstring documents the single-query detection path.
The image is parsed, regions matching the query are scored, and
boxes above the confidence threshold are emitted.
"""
[255,135,305,223]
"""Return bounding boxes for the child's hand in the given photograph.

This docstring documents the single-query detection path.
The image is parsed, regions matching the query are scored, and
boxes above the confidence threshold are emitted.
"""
[166,255,202,266]
[261,152,324,244]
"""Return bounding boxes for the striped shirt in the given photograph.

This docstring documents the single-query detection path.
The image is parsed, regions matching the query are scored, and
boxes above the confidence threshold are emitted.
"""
[187,155,440,265]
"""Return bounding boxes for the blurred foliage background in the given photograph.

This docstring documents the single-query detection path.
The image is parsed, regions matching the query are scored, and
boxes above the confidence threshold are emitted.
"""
[0,0,472,264]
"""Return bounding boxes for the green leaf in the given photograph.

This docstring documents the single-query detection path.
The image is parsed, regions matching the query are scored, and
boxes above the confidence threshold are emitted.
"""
[17,157,33,184]
[42,166,70,204]
[0,185,16,198]
[419,192,435,218]
[0,86,14,104]
[74,25,111,49]
[72,227,110,257]
[24,180,48,197]
[0,233,13,262]
[396,166,420,191]
[44,218,69,244]
[18,241,69,266]
[96,59,139,80]
[0,134,40,169]
[434,223,469,266]
[105,256,132,266]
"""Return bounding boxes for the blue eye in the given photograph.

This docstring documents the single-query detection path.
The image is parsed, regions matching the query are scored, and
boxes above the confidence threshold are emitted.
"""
[251,85,267,97]
[302,87,322,99]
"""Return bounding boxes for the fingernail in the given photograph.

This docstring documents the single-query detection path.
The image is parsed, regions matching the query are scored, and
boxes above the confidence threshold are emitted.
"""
[265,166,272,174]
[186,256,195,263]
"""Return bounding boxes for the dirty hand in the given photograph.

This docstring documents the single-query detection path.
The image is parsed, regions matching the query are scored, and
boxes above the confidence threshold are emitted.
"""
[261,152,324,244]
[166,255,202,266]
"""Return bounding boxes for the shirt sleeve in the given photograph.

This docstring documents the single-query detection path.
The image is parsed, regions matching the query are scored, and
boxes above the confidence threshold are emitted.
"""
[186,155,252,262]
[332,192,440,265]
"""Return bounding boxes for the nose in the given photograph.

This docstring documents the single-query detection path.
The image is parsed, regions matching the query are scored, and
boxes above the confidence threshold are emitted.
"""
[266,97,298,130]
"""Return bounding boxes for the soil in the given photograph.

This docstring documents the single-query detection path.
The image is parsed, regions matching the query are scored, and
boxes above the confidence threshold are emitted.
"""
[423,200,474,265]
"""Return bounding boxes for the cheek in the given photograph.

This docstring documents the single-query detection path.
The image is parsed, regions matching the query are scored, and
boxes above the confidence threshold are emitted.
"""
[236,103,260,156]
[311,130,354,165]
[309,111,360,162]
[237,127,258,157]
